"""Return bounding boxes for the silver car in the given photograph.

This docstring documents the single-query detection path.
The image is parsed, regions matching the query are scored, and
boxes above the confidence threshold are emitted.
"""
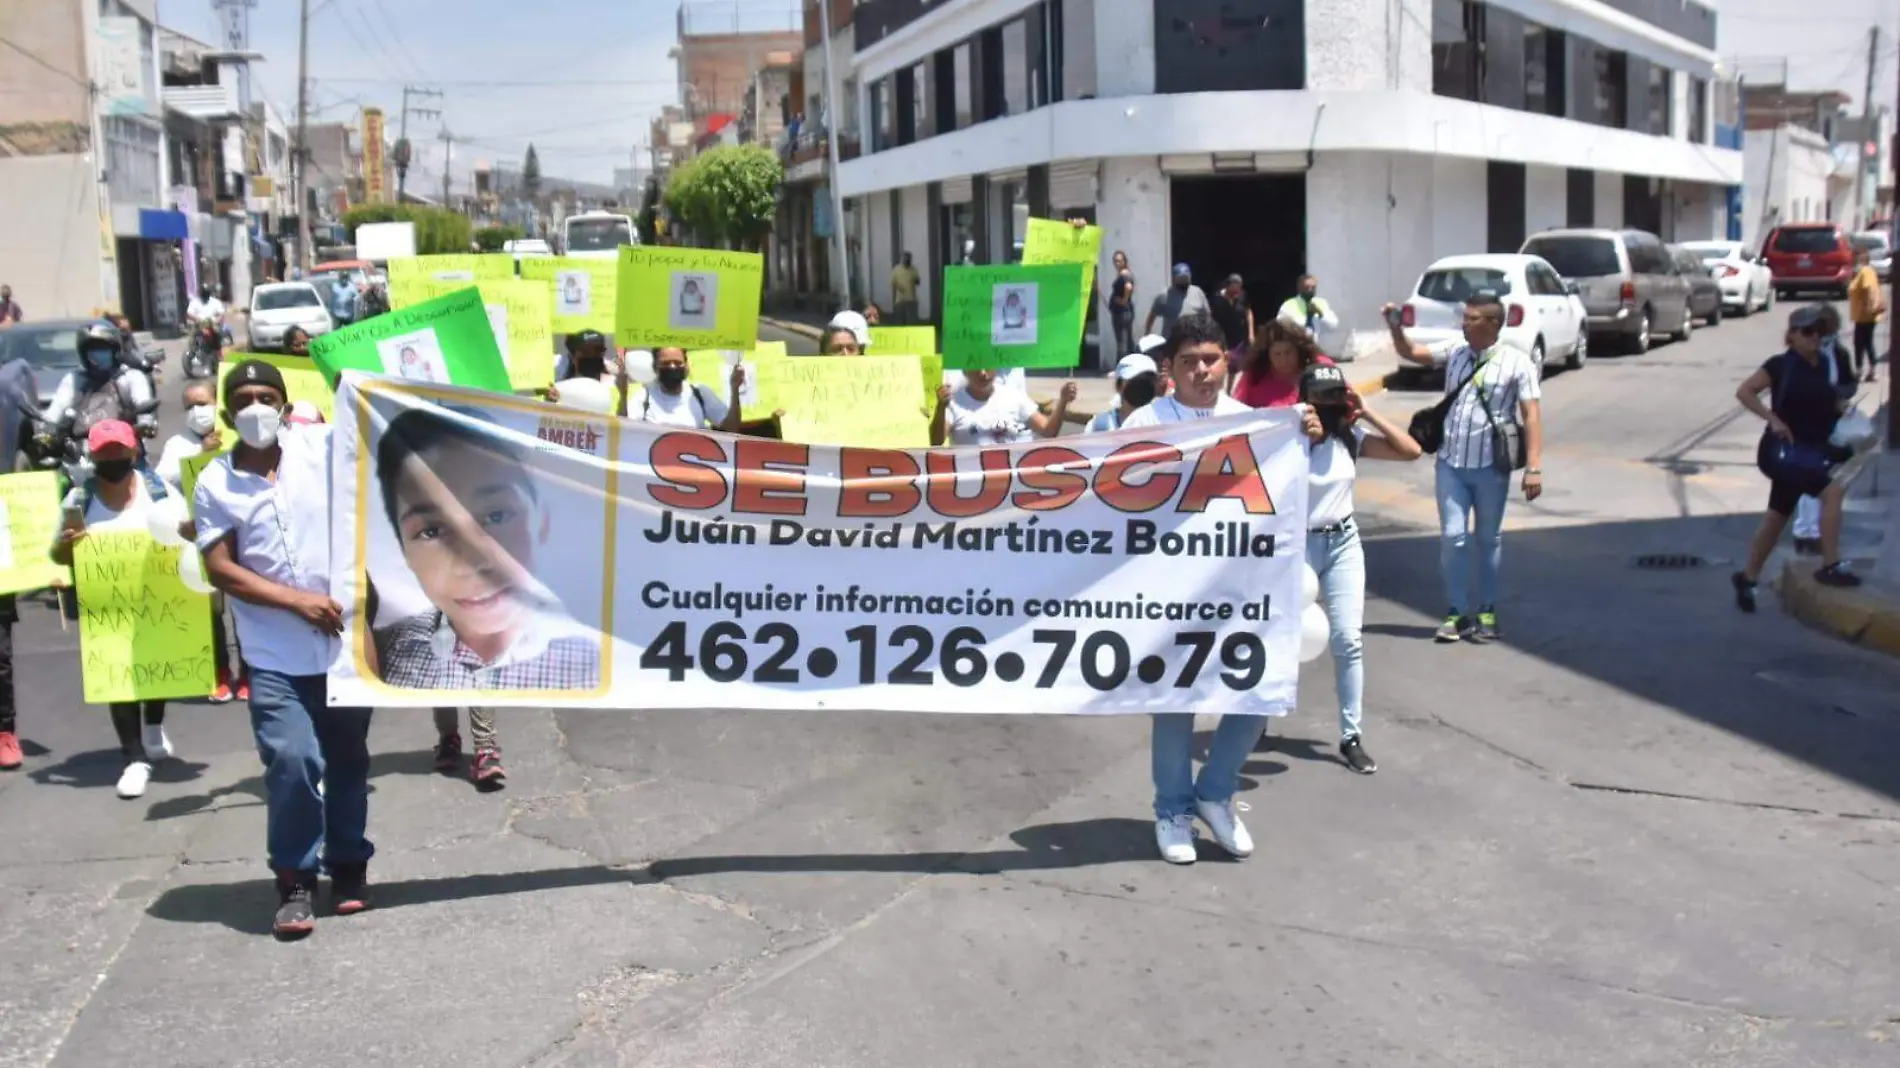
[1520,228,1694,355]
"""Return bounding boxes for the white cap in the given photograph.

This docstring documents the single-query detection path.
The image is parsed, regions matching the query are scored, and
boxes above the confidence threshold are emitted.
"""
[1137,333,1167,355]
[553,376,616,413]
[827,309,871,346]
[1113,353,1158,380]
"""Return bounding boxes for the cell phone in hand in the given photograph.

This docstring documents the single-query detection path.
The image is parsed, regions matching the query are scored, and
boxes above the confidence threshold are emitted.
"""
[1383,306,1405,328]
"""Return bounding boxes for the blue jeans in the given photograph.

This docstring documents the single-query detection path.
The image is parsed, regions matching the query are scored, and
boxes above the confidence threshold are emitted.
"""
[1435,461,1510,614]
[1151,713,1267,819]
[248,669,374,873]
[1307,525,1365,740]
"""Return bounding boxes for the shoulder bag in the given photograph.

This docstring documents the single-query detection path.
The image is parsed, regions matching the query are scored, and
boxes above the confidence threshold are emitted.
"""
[1765,354,1837,479]
[1476,356,1527,472]
[1407,347,1486,455]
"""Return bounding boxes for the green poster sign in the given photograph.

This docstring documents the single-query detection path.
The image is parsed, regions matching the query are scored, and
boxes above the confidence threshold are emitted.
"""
[307,286,513,394]
[940,264,1086,370]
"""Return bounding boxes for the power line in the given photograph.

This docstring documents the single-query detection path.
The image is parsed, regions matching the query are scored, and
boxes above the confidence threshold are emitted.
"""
[0,34,91,89]
[364,0,428,84]
[317,76,680,88]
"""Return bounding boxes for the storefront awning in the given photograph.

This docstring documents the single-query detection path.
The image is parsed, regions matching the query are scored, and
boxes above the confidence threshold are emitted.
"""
[138,209,189,241]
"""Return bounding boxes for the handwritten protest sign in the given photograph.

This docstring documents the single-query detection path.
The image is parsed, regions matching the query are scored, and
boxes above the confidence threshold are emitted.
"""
[309,287,513,393]
[386,279,556,392]
[76,531,216,703]
[179,451,219,514]
[866,327,941,413]
[386,254,516,287]
[522,257,618,335]
[218,351,335,423]
[616,246,763,351]
[0,472,69,594]
[688,340,789,422]
[941,264,1087,370]
[1020,219,1101,347]
[774,355,929,448]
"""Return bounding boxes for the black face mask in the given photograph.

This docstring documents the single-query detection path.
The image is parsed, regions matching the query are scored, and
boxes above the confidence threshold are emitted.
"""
[93,458,135,483]
[574,358,606,381]
[1315,405,1357,457]
[656,366,688,390]
[1122,373,1158,410]
[1301,288,1318,301]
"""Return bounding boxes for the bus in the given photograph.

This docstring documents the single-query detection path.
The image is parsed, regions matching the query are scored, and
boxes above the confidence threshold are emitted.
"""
[561,211,637,260]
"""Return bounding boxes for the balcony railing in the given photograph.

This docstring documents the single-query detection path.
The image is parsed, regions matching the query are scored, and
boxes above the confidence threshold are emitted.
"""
[777,126,862,166]
[162,82,241,120]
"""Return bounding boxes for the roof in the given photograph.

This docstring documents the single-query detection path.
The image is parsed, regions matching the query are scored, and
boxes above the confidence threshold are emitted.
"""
[1423,254,1543,271]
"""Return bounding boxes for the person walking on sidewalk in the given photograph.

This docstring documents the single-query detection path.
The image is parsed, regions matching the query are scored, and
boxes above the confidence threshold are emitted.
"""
[434,707,504,789]
[1386,291,1545,643]
[1731,305,1863,610]
[1790,304,1853,554]
[1848,248,1883,384]
[1144,264,1209,339]
[193,359,374,939]
[891,252,921,326]
[1108,251,1136,359]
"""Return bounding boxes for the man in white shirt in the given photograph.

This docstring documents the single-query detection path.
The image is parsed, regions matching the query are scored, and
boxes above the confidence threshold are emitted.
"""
[627,347,745,431]
[1124,312,1320,867]
[193,360,374,939]
[155,382,221,490]
[184,285,225,326]
[1386,290,1544,644]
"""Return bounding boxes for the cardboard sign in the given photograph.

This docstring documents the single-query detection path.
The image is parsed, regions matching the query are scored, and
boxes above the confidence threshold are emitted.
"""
[385,254,516,287]
[1020,219,1102,347]
[941,264,1088,370]
[0,472,69,594]
[869,326,937,358]
[522,257,618,336]
[773,355,929,449]
[687,340,789,422]
[308,287,513,394]
[75,530,216,703]
[615,246,763,351]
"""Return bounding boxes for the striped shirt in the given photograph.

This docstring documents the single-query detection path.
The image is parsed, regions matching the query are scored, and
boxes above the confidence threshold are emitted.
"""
[375,609,601,692]
[1429,340,1540,470]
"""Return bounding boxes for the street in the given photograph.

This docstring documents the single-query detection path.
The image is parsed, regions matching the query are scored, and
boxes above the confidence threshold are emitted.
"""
[3,307,1899,1068]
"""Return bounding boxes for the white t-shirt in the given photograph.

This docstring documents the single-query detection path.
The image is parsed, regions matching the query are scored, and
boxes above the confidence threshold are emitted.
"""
[63,472,157,533]
[629,384,729,429]
[943,368,1028,395]
[1120,393,1252,428]
[944,386,1041,446]
[1085,408,1126,434]
[154,432,210,491]
[1307,426,1367,528]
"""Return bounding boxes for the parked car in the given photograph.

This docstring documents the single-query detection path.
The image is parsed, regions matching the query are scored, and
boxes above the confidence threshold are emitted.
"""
[309,258,375,290]
[1520,228,1692,354]
[1397,254,1588,375]
[1852,230,1892,282]
[1668,246,1726,326]
[1677,240,1774,316]
[248,282,335,351]
[1761,223,1854,299]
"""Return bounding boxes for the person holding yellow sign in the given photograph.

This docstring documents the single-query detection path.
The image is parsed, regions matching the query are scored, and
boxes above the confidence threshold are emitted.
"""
[931,371,1076,447]
[50,420,176,799]
[628,348,745,431]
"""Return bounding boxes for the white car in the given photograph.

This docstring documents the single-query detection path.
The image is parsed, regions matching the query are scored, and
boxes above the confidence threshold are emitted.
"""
[1678,240,1773,315]
[1399,254,1588,375]
[1853,231,1892,282]
[248,282,335,351]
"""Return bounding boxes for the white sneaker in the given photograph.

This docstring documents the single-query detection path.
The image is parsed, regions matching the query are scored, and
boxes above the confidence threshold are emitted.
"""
[1195,798,1254,858]
[1155,814,1198,865]
[116,761,152,799]
[141,723,173,760]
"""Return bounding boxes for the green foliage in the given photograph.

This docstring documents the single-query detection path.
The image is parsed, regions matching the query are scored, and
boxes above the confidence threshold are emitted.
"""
[522,144,542,197]
[637,176,661,245]
[473,225,524,252]
[662,144,783,249]
[339,204,472,255]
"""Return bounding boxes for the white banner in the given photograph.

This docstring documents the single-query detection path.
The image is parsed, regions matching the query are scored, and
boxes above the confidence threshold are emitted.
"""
[328,375,1309,714]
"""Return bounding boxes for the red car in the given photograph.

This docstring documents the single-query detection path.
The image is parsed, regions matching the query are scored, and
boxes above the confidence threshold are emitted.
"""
[1762,223,1854,299]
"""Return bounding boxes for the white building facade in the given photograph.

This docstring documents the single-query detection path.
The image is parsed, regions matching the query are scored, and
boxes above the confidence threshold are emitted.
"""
[834,0,1741,363]
[1741,125,1852,250]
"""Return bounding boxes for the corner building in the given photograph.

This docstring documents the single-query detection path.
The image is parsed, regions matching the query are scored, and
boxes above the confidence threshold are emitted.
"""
[835,0,1740,362]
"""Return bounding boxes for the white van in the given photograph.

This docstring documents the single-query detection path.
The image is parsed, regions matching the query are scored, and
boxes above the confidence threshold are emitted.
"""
[561,212,636,261]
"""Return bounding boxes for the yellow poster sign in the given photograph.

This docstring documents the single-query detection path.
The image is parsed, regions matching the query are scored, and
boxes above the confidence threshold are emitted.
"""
[75,530,216,703]
[1021,219,1102,347]
[387,280,555,391]
[615,246,763,350]
[179,450,220,515]
[0,472,70,594]
[687,340,790,422]
[386,255,517,288]
[774,355,929,449]
[362,107,387,205]
[522,257,618,335]
[217,351,335,424]
[869,326,936,358]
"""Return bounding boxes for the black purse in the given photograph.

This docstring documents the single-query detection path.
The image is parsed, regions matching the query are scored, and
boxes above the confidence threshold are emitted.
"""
[1408,351,1484,455]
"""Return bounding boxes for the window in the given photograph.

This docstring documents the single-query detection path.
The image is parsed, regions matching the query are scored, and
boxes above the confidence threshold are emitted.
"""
[1646,63,1670,135]
[1773,227,1843,253]
[1001,18,1029,115]
[1487,160,1527,254]
[870,76,893,150]
[1522,234,1621,277]
[1593,48,1627,128]
[1153,0,1306,93]
[894,66,917,144]
[1688,75,1707,143]
[1433,0,1481,101]
[1527,264,1567,295]
[1483,6,1525,111]
[910,60,932,139]
[1525,24,1566,116]
[1418,268,1512,301]
[1025,3,1047,108]
[1565,168,1594,226]
[953,41,973,128]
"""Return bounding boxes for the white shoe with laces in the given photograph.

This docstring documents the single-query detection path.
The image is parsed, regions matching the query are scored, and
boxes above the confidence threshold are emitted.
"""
[141,723,173,761]
[1155,814,1198,865]
[1195,797,1254,858]
[116,761,152,799]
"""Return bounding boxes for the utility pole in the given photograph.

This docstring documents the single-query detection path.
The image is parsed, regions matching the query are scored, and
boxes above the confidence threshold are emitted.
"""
[396,84,441,202]
[292,0,310,275]
[440,127,454,213]
[1890,25,1900,446]
[817,0,852,310]
[1858,25,1880,230]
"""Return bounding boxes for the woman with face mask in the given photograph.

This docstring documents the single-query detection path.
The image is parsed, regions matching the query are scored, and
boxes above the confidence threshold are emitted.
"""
[627,347,745,431]
[50,420,178,799]
[932,369,1076,447]
[1085,354,1161,433]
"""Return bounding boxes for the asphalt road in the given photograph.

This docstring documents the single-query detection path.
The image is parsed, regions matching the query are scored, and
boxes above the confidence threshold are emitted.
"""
[3,310,1899,1067]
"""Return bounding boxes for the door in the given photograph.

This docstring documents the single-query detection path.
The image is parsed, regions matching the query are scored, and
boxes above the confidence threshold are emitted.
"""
[1528,263,1577,355]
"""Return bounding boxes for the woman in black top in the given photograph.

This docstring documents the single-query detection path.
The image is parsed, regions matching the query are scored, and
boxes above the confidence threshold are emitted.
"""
[1731,304,1862,610]
[1109,250,1136,357]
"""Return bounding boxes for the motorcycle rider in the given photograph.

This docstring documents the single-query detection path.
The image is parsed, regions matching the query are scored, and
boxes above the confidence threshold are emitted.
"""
[184,284,225,331]
[43,322,157,481]
[108,313,161,398]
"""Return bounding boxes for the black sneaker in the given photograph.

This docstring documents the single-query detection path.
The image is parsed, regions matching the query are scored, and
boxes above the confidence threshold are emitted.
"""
[330,862,371,916]
[1815,563,1863,588]
[433,731,463,774]
[1434,612,1466,643]
[1731,571,1757,614]
[1793,538,1822,556]
[1340,736,1377,775]
[1475,608,1500,641]
[274,869,317,939]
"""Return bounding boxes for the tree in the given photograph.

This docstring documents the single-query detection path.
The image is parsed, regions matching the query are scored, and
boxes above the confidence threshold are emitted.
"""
[522,144,541,199]
[662,144,782,249]
[637,176,661,245]
[474,225,524,252]
[340,204,471,254]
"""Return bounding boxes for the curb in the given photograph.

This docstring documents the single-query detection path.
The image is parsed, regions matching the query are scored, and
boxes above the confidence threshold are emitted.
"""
[1775,563,1900,660]
[760,315,824,342]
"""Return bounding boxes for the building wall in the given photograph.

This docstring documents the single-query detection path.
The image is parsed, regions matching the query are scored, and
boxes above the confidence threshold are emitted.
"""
[0,0,90,130]
[1094,156,1167,346]
[1526,163,1567,235]
[899,183,933,307]
[0,154,106,317]
[679,30,804,117]
[1742,126,1835,247]
[1308,0,1432,92]
[1595,168,1625,230]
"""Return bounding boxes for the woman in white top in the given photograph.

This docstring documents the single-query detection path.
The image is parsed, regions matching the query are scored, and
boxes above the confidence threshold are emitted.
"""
[931,370,1076,446]
[49,420,176,799]
[1296,364,1421,777]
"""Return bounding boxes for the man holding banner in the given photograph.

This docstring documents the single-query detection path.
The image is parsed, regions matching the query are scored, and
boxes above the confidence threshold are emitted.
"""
[193,360,374,938]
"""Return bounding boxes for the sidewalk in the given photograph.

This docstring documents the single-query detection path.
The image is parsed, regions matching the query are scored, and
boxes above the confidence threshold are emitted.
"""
[1776,428,1900,659]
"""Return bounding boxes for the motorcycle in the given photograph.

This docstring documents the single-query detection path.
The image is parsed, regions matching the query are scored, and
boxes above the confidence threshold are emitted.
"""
[182,318,222,379]
[118,338,164,399]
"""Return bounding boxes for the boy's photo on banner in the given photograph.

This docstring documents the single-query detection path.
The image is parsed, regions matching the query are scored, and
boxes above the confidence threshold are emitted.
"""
[344,380,615,698]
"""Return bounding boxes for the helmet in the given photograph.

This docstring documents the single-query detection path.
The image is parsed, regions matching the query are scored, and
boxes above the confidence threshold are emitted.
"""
[77,320,121,353]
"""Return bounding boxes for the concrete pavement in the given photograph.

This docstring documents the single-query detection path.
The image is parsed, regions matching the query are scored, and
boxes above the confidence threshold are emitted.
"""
[3,312,1900,1066]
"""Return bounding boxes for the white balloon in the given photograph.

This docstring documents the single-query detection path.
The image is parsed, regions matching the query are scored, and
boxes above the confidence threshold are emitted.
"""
[146,495,189,548]
[622,348,656,385]
[552,376,615,414]
[176,547,214,595]
[1298,603,1330,663]
[1300,563,1320,608]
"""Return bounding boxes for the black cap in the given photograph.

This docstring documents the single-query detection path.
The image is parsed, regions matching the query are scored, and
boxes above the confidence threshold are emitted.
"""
[1300,363,1349,405]
[224,358,287,407]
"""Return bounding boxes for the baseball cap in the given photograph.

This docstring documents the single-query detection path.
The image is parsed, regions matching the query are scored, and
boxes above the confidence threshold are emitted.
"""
[86,419,138,454]
[1137,333,1168,355]
[1171,263,1192,279]
[574,328,607,348]
[1789,304,1827,330]
[1300,363,1349,405]
[827,309,871,346]
[223,358,287,407]
[1114,353,1159,380]
[1224,273,1244,287]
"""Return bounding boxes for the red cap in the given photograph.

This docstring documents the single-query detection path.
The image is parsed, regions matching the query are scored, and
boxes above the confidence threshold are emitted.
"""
[86,419,138,454]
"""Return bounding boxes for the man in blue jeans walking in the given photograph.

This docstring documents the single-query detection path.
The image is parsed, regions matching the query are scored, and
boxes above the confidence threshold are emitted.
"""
[1385,291,1545,642]
[193,360,373,939]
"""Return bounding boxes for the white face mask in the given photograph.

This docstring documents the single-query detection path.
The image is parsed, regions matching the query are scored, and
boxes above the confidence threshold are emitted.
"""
[185,404,216,436]
[234,403,281,449]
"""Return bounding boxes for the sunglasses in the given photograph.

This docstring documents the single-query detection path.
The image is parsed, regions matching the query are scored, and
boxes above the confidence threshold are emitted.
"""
[1794,324,1822,337]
